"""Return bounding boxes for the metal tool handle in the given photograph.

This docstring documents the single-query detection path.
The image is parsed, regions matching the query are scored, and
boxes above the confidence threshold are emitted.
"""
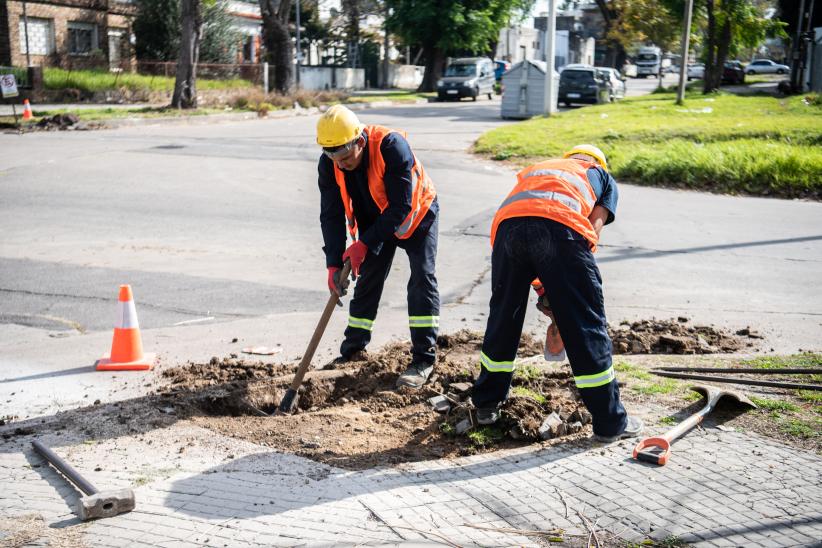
[32,440,98,495]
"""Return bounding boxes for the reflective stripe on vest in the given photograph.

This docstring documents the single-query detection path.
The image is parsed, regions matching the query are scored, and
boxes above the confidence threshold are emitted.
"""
[395,166,423,237]
[480,351,514,373]
[348,316,374,331]
[499,190,582,214]
[521,168,595,208]
[115,300,139,329]
[574,365,616,389]
[409,315,439,328]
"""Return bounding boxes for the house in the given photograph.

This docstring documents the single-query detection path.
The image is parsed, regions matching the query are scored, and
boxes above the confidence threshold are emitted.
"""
[1,0,137,70]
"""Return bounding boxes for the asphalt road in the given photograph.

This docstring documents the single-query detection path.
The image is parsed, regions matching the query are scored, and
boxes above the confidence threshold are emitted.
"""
[1,88,820,418]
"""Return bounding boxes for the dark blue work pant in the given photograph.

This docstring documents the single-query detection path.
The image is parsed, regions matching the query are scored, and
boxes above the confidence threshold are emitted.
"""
[472,217,628,437]
[341,215,440,365]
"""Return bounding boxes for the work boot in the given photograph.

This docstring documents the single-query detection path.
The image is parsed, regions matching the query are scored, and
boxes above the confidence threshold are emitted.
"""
[330,350,369,368]
[396,362,434,389]
[476,408,500,425]
[592,415,644,443]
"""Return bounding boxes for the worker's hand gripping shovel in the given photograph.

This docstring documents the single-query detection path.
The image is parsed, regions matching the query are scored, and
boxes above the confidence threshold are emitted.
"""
[277,260,352,414]
[632,385,756,466]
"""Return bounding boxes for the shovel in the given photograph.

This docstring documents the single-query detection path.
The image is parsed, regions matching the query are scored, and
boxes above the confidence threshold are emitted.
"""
[632,384,756,466]
[277,260,352,414]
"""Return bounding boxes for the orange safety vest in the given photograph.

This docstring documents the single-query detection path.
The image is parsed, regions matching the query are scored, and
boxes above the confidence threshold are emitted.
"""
[333,125,436,241]
[490,158,600,251]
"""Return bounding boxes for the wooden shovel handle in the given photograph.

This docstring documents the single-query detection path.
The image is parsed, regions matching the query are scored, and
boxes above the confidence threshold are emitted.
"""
[288,261,352,392]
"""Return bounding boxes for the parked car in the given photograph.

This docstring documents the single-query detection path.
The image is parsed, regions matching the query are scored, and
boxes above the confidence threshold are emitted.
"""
[493,59,511,82]
[559,65,610,106]
[722,60,745,84]
[437,57,496,101]
[745,59,790,75]
[687,63,705,80]
[595,67,626,101]
[622,63,638,78]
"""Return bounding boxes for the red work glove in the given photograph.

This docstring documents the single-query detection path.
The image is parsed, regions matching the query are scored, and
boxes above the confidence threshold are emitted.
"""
[342,240,368,278]
[532,280,545,297]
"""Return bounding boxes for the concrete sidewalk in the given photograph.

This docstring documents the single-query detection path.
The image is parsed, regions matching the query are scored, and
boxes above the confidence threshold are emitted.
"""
[2,415,821,547]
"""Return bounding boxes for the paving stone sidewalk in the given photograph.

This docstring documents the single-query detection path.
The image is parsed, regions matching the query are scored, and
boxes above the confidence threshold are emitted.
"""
[2,424,821,547]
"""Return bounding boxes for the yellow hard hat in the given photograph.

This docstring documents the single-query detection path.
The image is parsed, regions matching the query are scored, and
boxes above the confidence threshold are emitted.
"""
[316,105,364,148]
[563,144,608,170]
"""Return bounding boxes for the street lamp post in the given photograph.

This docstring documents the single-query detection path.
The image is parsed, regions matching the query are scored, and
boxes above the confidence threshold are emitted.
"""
[295,0,301,87]
[543,0,557,115]
[676,0,694,105]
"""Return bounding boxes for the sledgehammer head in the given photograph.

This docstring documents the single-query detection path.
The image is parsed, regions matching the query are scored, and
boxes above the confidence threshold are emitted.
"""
[78,488,135,520]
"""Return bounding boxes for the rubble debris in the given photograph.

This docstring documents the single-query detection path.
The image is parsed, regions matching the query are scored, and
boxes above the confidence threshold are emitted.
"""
[428,395,451,413]
[609,318,746,354]
[539,412,563,440]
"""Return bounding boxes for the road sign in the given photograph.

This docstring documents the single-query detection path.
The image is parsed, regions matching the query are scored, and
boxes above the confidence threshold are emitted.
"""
[1,73,19,98]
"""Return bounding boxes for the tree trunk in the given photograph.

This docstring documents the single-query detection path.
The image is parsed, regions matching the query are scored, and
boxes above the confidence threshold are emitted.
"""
[259,0,293,93]
[418,46,444,92]
[171,0,203,109]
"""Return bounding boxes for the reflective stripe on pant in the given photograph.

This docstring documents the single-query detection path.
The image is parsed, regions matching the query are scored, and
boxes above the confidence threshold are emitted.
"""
[472,217,627,437]
[341,213,440,364]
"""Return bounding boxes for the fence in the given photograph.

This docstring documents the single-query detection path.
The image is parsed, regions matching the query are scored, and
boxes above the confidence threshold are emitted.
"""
[136,61,265,85]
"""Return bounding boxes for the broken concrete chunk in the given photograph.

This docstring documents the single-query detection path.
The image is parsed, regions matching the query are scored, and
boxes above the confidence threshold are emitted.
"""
[539,412,563,440]
[568,421,583,434]
[456,418,472,435]
[427,395,451,413]
[449,382,472,393]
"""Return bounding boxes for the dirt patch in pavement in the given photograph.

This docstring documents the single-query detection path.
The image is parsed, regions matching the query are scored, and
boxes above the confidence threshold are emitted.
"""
[155,330,593,469]
[149,321,754,469]
[609,318,753,354]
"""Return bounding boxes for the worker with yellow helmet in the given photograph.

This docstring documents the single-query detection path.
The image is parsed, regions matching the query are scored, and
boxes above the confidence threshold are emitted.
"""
[316,105,440,388]
[471,145,643,443]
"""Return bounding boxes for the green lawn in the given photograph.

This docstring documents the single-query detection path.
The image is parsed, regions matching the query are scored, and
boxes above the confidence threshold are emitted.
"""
[44,67,252,93]
[474,91,822,198]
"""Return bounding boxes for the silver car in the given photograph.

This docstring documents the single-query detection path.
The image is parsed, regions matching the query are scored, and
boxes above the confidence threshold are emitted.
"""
[437,58,496,101]
[745,59,790,75]
[596,67,626,101]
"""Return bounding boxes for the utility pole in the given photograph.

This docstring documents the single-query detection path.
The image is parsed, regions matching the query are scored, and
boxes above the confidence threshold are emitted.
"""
[789,0,807,91]
[543,0,558,115]
[382,5,390,88]
[22,1,32,67]
[295,0,301,87]
[676,0,694,105]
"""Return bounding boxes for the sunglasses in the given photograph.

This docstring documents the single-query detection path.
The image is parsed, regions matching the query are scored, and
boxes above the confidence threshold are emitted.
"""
[323,138,360,160]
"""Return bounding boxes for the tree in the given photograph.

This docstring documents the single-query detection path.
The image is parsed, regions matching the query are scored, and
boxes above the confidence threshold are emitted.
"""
[608,0,681,87]
[386,0,534,92]
[702,0,784,92]
[200,1,243,64]
[593,0,626,67]
[172,0,203,108]
[134,0,180,61]
[259,0,293,92]
[135,0,239,64]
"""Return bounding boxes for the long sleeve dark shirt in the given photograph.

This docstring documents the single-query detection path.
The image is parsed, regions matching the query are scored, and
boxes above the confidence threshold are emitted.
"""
[318,131,435,268]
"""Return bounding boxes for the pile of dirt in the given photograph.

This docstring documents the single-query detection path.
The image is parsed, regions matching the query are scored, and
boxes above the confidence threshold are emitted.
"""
[151,330,591,469]
[609,318,751,354]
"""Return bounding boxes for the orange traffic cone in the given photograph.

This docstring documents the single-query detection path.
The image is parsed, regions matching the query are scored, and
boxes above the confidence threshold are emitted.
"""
[96,285,155,371]
[22,99,33,121]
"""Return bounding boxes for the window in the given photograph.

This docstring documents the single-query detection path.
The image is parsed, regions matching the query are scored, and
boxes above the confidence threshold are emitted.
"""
[68,22,97,55]
[18,18,54,55]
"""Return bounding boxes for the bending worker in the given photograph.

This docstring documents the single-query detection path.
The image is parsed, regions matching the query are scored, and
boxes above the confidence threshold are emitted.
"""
[315,105,440,389]
[471,144,642,443]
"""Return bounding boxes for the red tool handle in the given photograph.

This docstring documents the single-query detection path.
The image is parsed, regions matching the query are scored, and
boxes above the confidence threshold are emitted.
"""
[632,436,671,465]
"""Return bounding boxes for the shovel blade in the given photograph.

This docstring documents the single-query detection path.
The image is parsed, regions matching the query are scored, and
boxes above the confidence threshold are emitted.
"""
[690,384,757,409]
[277,389,299,414]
